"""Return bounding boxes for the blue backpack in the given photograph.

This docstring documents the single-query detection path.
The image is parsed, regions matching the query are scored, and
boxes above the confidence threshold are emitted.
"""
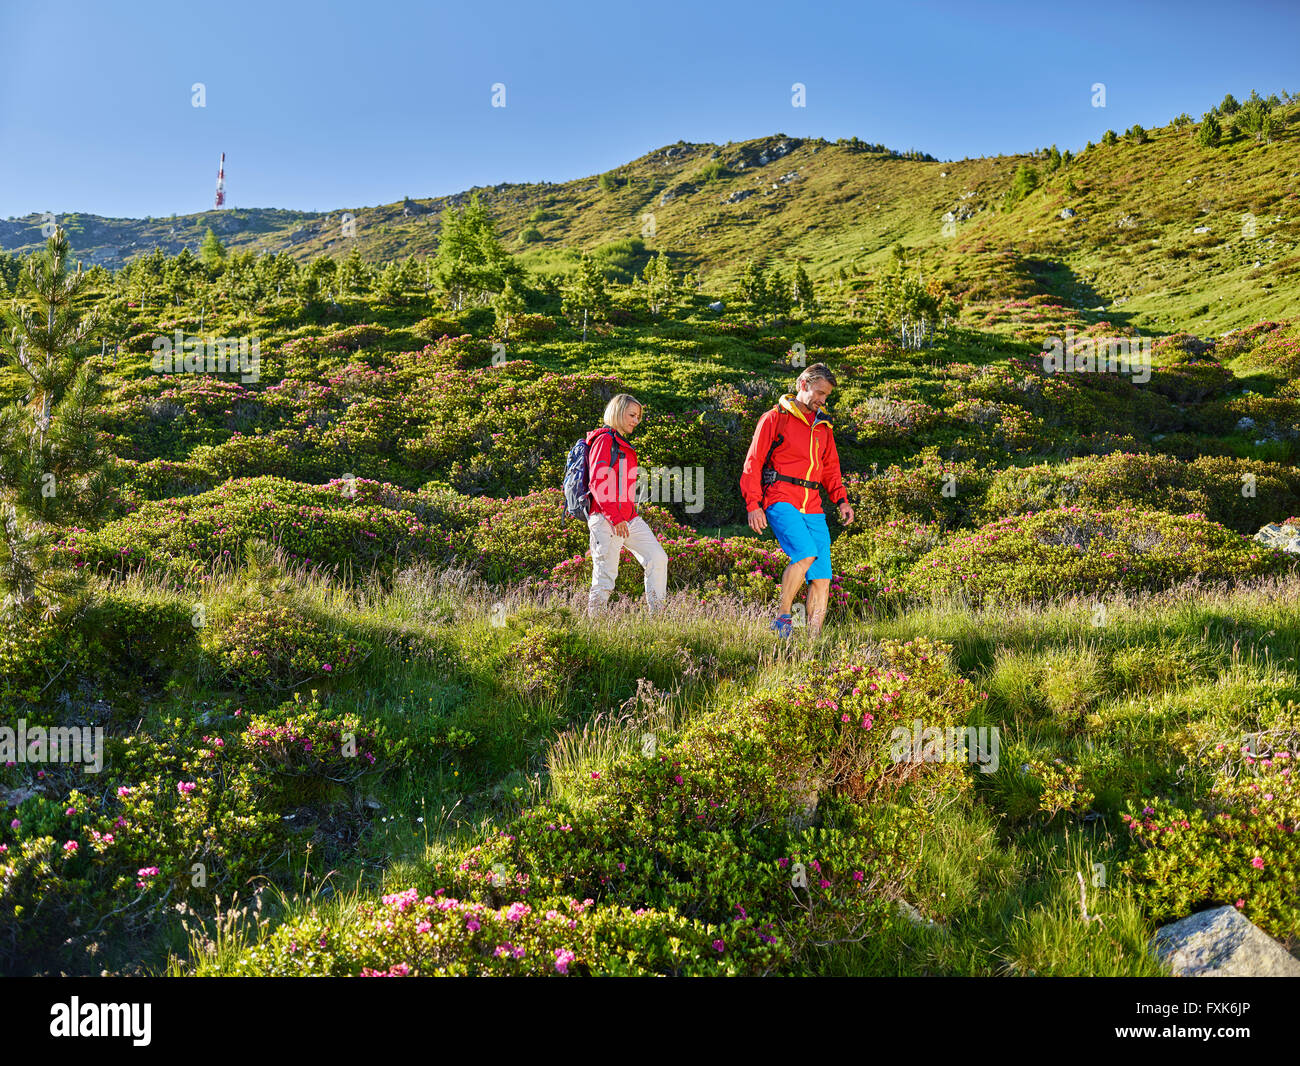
[561,427,621,522]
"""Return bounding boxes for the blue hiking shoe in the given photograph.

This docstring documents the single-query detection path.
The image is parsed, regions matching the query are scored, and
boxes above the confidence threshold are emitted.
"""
[770,613,793,640]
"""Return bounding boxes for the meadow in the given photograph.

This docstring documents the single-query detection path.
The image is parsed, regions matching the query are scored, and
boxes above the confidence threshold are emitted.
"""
[1,93,1298,976]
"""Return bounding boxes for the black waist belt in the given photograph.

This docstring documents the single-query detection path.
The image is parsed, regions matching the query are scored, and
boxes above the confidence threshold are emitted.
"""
[762,469,821,491]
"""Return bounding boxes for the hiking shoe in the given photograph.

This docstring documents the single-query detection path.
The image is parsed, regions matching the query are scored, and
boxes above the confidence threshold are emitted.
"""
[770,613,793,639]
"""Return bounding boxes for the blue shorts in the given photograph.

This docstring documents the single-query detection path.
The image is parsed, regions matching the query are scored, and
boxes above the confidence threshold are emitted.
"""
[766,502,833,582]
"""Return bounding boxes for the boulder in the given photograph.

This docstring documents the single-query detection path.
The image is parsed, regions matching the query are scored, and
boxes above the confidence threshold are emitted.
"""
[1152,906,1300,976]
[1060,207,1076,219]
[707,300,724,313]
[1254,521,1300,553]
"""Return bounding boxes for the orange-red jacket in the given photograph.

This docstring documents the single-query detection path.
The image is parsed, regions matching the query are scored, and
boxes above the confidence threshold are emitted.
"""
[740,394,847,515]
[586,427,638,524]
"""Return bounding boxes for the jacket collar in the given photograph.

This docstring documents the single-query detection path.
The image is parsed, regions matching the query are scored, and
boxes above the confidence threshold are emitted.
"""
[779,393,833,427]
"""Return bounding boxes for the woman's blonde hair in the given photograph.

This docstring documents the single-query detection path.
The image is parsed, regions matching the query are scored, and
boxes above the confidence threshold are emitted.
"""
[603,393,643,435]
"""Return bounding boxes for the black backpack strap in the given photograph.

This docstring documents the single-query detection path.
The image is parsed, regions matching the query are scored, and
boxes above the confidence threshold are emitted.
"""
[759,407,786,506]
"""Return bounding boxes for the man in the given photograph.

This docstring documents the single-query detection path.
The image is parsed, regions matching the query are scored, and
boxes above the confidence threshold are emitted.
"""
[739,363,854,638]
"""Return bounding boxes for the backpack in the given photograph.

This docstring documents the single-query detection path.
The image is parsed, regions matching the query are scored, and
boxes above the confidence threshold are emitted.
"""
[561,427,622,522]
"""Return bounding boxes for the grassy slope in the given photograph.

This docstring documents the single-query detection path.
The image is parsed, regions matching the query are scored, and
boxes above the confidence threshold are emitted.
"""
[4,99,1297,333]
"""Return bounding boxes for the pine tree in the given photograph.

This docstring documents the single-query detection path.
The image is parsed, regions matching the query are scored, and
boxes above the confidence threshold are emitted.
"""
[375,261,406,306]
[738,260,767,320]
[1197,113,1223,148]
[0,228,111,615]
[199,227,226,271]
[434,192,521,310]
[641,253,679,317]
[767,269,793,324]
[561,254,608,341]
[791,264,814,312]
[494,277,525,340]
[338,245,372,296]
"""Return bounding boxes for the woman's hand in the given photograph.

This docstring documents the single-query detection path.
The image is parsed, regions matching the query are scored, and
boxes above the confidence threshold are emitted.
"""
[613,520,630,537]
[747,508,767,534]
[837,501,855,526]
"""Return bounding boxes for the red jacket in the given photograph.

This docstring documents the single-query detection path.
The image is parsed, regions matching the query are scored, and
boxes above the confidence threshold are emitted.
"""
[740,395,847,515]
[586,427,638,524]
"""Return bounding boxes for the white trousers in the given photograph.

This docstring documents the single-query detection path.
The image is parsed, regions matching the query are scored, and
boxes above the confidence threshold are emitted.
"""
[586,513,668,615]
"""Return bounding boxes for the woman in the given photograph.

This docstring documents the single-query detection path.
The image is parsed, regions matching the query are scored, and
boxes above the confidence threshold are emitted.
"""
[585,393,668,616]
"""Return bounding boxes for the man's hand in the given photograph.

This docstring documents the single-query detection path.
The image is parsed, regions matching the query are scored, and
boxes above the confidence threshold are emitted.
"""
[613,519,630,537]
[747,508,767,534]
[837,501,855,526]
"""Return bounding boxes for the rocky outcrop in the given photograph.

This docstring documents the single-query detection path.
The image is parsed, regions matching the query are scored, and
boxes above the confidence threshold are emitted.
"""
[1152,906,1300,976]
[1254,521,1300,553]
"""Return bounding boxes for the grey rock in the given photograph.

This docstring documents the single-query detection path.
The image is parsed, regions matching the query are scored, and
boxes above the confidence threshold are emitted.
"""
[1153,906,1300,976]
[707,300,724,313]
[1060,207,1076,219]
[1193,225,1212,234]
[896,899,948,935]
[660,182,697,205]
[1254,522,1300,553]
[723,188,758,204]
[2,785,41,808]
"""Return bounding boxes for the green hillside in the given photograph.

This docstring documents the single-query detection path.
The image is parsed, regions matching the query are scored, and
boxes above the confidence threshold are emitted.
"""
[2,91,1299,980]
[5,95,1297,338]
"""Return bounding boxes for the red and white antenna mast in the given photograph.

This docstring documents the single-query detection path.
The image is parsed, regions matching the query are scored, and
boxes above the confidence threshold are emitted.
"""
[214,152,226,208]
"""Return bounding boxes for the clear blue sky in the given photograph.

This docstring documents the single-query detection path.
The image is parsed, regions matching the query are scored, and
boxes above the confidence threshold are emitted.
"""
[1,0,1296,220]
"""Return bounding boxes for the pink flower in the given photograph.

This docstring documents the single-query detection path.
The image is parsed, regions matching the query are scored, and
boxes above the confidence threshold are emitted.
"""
[852,870,864,882]
[63,840,79,853]
[1235,899,1245,908]
[466,917,481,932]
[416,921,432,934]
[9,819,18,830]
[66,807,77,816]
[554,948,576,974]
[1250,856,1265,869]
[505,902,531,922]
[322,663,333,672]
[177,781,196,795]
[712,939,725,953]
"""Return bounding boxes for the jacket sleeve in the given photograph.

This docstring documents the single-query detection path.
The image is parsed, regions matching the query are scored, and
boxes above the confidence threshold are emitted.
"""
[740,412,775,512]
[820,426,848,507]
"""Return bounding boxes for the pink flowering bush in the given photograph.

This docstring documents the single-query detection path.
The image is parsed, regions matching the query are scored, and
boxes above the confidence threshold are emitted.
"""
[200,602,369,690]
[223,890,782,976]
[1120,723,1300,944]
[902,507,1295,605]
[0,693,385,972]
[980,453,1300,533]
[421,638,979,970]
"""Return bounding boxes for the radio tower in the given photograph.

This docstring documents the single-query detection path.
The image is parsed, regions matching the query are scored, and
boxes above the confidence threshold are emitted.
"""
[214,152,226,209]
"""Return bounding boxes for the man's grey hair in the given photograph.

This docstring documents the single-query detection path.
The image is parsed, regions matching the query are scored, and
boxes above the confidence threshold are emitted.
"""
[797,362,837,390]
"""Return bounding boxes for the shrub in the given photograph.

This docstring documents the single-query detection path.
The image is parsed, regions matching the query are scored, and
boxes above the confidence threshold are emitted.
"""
[842,455,989,529]
[54,477,449,580]
[902,508,1295,605]
[223,891,783,976]
[201,602,370,690]
[0,692,380,972]
[980,453,1300,534]
[1121,723,1300,944]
